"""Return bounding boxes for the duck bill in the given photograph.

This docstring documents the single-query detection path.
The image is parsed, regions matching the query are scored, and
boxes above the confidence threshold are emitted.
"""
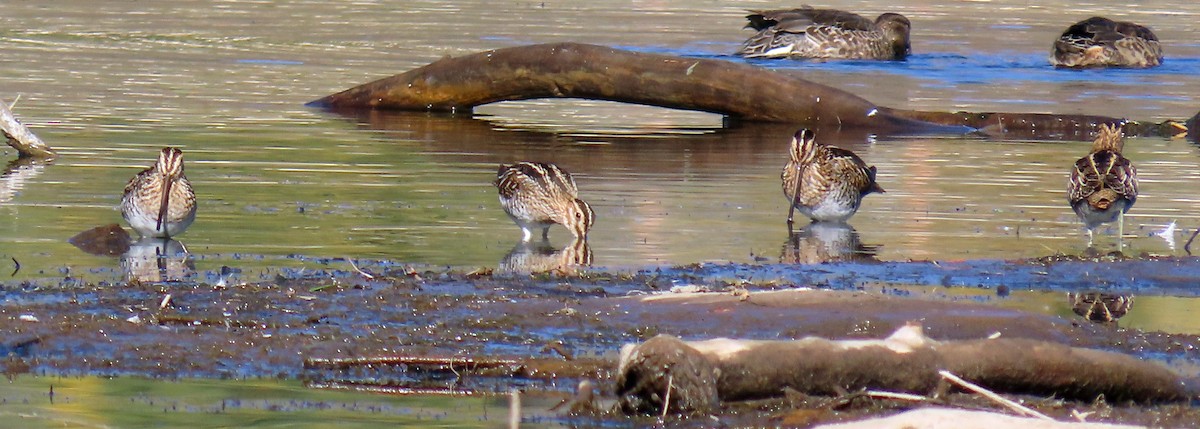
[156,175,173,234]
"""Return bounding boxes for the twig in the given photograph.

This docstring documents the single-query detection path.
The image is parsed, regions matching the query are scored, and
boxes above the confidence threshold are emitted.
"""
[864,390,929,402]
[1185,228,1200,256]
[938,370,1054,421]
[159,294,173,309]
[661,373,673,421]
[345,256,375,279]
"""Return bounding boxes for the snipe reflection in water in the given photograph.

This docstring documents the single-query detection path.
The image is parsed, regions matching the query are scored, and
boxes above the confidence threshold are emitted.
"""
[498,238,592,276]
[1067,292,1133,324]
[782,222,878,264]
[122,237,195,283]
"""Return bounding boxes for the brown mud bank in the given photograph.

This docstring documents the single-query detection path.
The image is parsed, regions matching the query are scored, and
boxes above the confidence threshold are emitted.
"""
[2,256,1200,426]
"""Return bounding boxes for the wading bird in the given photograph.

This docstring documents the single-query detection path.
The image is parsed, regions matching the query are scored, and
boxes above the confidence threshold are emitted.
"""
[121,147,196,238]
[782,129,884,226]
[495,161,594,241]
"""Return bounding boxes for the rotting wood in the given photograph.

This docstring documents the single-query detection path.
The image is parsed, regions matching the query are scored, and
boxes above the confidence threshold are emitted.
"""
[309,42,1197,140]
[0,98,55,158]
[615,324,1189,415]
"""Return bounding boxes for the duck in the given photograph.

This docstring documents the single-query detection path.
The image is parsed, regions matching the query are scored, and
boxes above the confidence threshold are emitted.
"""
[736,6,911,60]
[1050,16,1162,68]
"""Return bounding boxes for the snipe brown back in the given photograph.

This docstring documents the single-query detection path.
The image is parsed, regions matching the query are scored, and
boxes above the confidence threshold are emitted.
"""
[1068,123,1138,244]
[495,161,594,242]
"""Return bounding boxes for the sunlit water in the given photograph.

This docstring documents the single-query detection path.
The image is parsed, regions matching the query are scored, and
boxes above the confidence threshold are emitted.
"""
[3,0,1199,279]
[0,375,554,429]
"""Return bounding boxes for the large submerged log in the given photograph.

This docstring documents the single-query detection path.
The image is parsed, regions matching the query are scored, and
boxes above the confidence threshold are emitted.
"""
[310,42,1195,140]
[615,325,1189,415]
[311,42,953,132]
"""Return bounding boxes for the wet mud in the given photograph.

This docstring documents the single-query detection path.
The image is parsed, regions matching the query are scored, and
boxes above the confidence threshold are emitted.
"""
[2,255,1200,426]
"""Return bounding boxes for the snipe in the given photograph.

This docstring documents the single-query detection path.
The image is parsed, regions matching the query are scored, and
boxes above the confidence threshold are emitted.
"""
[1068,124,1138,245]
[121,147,196,238]
[736,6,911,60]
[781,129,884,225]
[1050,16,1162,68]
[495,161,594,241]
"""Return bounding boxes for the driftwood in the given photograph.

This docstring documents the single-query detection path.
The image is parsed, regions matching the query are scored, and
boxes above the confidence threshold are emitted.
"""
[811,408,1143,429]
[309,42,1196,140]
[1,99,55,158]
[615,325,1189,415]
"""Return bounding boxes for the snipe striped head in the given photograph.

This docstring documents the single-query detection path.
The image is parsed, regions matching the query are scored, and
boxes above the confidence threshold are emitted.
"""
[495,161,594,241]
[781,129,883,225]
[121,147,197,238]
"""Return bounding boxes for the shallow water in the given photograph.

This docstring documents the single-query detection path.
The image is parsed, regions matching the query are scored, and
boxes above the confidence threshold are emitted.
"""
[3,0,1200,280]
[0,375,556,428]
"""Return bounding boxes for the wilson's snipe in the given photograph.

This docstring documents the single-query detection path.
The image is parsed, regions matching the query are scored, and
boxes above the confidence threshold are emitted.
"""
[495,161,594,241]
[736,6,911,60]
[781,129,884,225]
[121,147,196,238]
[1068,124,1138,245]
[1050,17,1162,68]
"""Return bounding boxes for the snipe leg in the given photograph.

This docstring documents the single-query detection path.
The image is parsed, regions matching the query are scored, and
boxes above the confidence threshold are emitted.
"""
[787,205,797,235]
[1117,211,1125,249]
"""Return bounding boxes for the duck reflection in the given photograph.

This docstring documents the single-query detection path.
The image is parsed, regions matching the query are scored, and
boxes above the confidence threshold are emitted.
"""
[121,237,195,283]
[1067,292,1133,324]
[781,222,877,264]
[498,238,592,275]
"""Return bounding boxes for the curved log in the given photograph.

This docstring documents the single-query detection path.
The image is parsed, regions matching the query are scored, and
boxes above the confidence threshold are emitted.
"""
[310,42,1196,140]
[309,42,964,133]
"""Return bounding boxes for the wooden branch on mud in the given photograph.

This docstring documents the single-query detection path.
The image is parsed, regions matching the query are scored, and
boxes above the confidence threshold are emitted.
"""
[1,98,55,159]
[615,325,1189,415]
[309,42,1196,140]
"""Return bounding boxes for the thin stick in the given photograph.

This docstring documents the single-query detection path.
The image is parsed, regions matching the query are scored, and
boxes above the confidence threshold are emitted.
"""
[864,390,929,402]
[345,257,375,279]
[661,373,673,421]
[939,370,1054,421]
[1185,228,1200,255]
